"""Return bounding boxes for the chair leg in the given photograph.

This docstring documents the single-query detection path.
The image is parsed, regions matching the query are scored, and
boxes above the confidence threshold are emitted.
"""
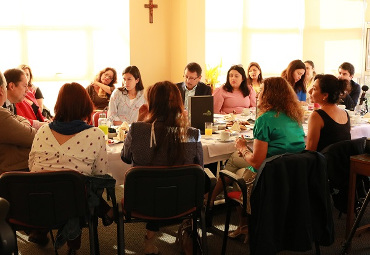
[314,241,321,255]
[200,209,208,255]
[93,217,100,255]
[88,215,96,255]
[221,202,232,255]
[192,214,198,255]
[117,210,125,255]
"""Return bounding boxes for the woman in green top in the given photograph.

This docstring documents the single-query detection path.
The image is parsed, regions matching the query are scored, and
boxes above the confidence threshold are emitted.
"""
[236,76,305,169]
[228,76,305,241]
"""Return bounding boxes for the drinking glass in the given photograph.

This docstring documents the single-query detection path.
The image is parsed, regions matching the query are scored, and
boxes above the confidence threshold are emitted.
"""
[204,122,213,138]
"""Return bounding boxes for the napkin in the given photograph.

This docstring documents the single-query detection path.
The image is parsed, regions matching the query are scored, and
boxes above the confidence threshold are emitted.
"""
[120,121,130,131]
[230,121,241,132]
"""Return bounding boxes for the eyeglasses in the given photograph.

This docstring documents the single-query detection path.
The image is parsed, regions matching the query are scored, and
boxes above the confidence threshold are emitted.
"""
[103,73,113,80]
[183,75,199,82]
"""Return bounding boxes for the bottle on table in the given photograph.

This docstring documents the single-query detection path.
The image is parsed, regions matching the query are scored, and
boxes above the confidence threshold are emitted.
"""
[98,112,109,140]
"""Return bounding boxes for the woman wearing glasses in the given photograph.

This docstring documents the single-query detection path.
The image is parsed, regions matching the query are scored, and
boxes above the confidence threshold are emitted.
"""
[213,65,256,114]
[107,66,146,125]
[86,67,117,110]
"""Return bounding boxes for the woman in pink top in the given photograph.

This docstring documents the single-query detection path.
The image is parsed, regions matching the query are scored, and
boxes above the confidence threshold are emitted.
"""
[213,65,256,114]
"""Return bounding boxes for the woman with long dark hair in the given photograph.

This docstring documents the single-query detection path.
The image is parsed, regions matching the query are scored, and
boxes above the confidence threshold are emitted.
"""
[121,81,203,254]
[213,65,256,114]
[281,59,306,102]
[107,66,145,124]
[246,62,263,94]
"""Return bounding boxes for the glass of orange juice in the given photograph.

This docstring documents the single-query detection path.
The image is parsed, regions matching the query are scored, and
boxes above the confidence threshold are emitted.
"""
[204,122,213,138]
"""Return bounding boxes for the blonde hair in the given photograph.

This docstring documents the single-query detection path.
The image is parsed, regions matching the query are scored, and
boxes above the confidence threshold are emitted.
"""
[258,77,304,125]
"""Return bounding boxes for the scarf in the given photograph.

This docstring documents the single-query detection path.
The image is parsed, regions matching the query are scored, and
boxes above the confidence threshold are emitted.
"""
[49,120,93,135]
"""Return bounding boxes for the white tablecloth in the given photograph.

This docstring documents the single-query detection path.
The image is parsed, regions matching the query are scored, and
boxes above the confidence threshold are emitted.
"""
[351,124,370,139]
[106,130,252,184]
[107,122,370,185]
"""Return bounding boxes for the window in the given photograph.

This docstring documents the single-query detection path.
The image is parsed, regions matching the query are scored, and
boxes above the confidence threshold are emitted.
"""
[205,0,365,85]
[0,0,130,113]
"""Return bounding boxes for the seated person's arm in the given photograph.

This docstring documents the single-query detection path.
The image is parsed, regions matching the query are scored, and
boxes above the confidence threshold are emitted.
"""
[341,93,355,110]
[305,111,323,151]
[213,88,224,114]
[236,138,268,170]
[349,83,361,106]
[121,127,133,164]
[93,80,115,95]
[2,112,36,147]
[107,92,123,126]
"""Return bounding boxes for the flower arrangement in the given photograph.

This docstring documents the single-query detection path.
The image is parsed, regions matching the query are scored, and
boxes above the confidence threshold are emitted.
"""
[205,60,222,91]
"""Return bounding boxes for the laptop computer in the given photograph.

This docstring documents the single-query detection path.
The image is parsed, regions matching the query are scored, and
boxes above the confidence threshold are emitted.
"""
[188,95,214,134]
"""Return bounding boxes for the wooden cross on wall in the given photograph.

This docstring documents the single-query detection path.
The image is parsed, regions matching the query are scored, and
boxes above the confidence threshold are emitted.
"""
[144,0,158,23]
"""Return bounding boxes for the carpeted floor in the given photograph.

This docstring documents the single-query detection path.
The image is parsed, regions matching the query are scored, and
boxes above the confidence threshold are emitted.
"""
[15,186,370,255]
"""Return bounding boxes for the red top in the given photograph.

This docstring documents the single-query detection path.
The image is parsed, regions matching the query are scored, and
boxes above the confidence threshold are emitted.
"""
[16,91,45,124]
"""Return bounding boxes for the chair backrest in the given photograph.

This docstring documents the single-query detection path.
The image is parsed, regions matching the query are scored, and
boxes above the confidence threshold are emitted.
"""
[250,151,334,255]
[0,170,87,228]
[123,164,205,220]
[321,137,366,190]
[0,197,16,255]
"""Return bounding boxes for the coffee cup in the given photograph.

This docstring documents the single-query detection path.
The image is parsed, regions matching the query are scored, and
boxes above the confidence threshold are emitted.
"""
[220,130,231,141]
[242,108,250,116]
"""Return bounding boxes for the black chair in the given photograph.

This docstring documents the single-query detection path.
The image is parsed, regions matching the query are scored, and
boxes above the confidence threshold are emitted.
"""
[321,137,367,215]
[220,151,335,255]
[0,197,16,255]
[0,170,116,255]
[117,164,212,255]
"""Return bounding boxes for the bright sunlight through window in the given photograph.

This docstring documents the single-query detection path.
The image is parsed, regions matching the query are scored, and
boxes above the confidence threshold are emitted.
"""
[0,0,130,113]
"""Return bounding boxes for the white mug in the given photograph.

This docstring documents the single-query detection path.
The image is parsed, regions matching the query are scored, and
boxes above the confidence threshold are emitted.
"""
[220,130,231,141]
[242,108,250,115]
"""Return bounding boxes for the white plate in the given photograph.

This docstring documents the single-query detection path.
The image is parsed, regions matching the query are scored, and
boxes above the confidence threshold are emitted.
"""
[216,138,233,143]
[214,114,225,118]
